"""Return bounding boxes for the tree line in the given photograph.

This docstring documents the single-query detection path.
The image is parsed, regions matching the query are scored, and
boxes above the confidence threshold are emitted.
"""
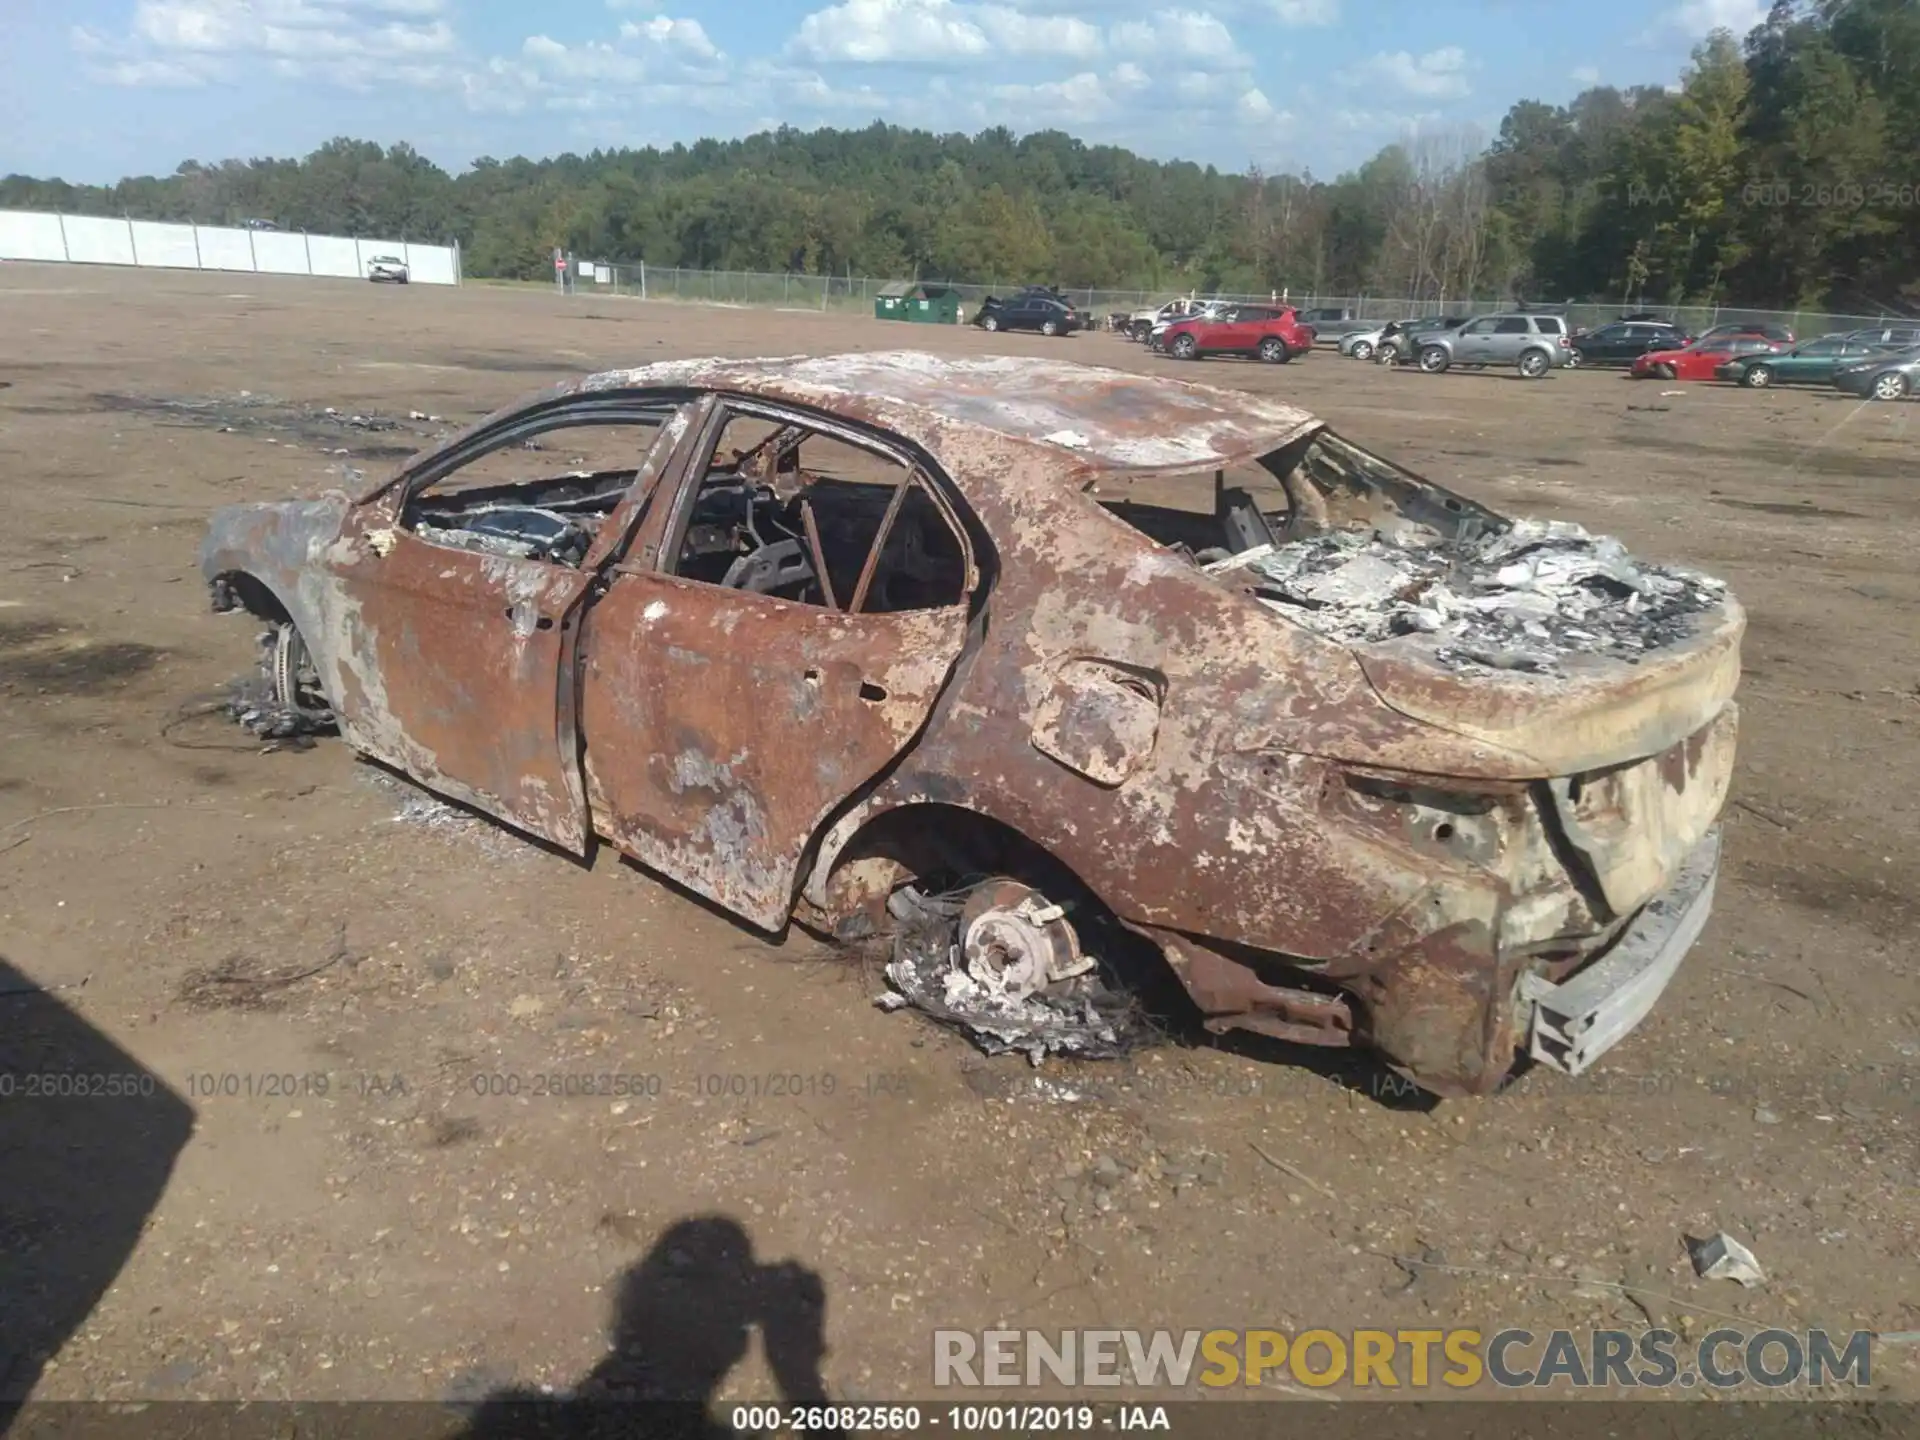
[4,0,1915,312]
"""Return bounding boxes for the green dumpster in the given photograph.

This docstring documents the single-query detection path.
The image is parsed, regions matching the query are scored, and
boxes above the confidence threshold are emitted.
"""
[874,281,960,324]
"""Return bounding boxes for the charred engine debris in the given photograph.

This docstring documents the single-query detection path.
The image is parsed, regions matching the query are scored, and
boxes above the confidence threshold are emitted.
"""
[1222,518,1726,674]
[878,879,1147,1063]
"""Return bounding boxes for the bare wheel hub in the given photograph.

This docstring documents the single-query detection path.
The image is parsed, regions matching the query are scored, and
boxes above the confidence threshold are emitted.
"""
[268,622,332,722]
[959,879,1094,1001]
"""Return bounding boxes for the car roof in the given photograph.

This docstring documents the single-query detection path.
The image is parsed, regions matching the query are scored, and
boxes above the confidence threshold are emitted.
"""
[575,352,1320,472]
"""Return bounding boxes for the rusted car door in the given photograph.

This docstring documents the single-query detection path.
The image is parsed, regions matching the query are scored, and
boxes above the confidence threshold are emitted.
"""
[325,400,686,853]
[576,399,975,930]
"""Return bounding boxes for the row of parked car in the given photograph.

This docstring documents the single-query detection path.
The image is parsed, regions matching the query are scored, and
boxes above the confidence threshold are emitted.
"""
[973,288,1920,400]
[1611,322,1920,400]
[1329,309,1920,398]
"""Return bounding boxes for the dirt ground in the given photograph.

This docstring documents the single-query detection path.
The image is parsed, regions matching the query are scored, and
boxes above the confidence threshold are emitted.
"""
[1,265,1915,1411]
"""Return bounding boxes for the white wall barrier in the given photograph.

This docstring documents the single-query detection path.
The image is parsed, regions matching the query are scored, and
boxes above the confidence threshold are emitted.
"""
[60,214,136,266]
[306,232,361,279]
[0,209,461,285]
[252,230,310,276]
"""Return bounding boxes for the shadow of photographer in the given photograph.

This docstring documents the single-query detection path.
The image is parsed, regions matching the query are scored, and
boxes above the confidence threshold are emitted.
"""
[0,957,194,1434]
[459,1214,844,1440]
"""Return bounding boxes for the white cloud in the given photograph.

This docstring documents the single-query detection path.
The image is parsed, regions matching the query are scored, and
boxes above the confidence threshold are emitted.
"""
[469,15,727,113]
[1021,70,1114,118]
[969,68,1136,126]
[975,6,1103,58]
[1570,64,1601,86]
[788,0,1106,63]
[79,48,212,87]
[784,69,897,110]
[1110,10,1241,65]
[1667,0,1767,39]
[76,0,458,87]
[1349,45,1471,100]
[1270,0,1338,24]
[790,0,990,62]
[619,15,719,58]
[1236,86,1289,125]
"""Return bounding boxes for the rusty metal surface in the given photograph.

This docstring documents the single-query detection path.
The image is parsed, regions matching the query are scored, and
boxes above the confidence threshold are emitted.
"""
[202,350,1743,1096]
[577,571,967,931]
[387,353,1319,487]
[1029,660,1163,788]
[326,496,596,851]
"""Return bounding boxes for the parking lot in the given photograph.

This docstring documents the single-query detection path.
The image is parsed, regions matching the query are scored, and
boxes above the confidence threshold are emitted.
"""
[2,264,1916,1406]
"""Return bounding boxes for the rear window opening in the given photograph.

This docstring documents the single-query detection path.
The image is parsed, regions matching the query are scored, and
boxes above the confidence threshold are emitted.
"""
[1086,426,1503,568]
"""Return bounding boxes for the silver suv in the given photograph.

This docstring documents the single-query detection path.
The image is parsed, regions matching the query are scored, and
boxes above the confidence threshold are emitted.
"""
[1415,314,1572,378]
[1843,324,1920,349]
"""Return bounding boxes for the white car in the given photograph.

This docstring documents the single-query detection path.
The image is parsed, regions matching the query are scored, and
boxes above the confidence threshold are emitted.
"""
[367,255,410,284]
[1339,325,1390,360]
[1124,298,1200,341]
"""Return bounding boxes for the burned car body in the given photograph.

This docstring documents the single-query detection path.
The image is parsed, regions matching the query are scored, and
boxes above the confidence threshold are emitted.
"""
[199,353,1741,1096]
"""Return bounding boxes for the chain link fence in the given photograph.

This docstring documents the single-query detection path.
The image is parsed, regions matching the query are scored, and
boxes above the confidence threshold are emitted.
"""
[554,260,1904,339]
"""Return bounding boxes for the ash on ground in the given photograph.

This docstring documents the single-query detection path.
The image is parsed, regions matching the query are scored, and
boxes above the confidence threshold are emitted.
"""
[94,391,449,461]
[1226,518,1726,674]
[877,885,1143,1064]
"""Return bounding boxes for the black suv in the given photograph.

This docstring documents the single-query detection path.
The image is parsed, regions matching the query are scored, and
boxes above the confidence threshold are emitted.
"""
[973,293,1081,336]
[1572,321,1694,366]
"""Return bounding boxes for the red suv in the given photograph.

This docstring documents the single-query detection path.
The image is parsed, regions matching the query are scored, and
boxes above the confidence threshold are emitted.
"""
[1162,305,1315,363]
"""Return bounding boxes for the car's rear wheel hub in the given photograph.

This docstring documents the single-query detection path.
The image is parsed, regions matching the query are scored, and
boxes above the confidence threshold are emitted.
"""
[959,879,1092,1001]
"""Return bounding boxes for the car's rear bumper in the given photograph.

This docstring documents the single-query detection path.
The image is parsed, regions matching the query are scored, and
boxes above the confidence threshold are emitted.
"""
[1519,828,1720,1076]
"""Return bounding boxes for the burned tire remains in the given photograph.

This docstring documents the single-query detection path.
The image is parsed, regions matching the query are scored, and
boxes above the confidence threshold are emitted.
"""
[878,880,1144,1063]
[226,622,336,740]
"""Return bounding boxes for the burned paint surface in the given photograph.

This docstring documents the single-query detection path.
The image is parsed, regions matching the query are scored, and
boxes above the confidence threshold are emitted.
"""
[1029,660,1164,787]
[577,573,967,930]
[201,350,1743,1096]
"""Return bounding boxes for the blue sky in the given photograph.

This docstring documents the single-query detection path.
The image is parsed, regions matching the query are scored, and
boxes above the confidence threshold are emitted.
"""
[3,0,1769,184]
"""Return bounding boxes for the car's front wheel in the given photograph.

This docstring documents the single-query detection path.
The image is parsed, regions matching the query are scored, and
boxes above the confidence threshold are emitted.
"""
[1258,337,1288,364]
[1517,349,1550,379]
[1871,371,1910,401]
[1171,335,1199,360]
[1418,345,1450,373]
[1743,364,1773,388]
[1350,340,1373,361]
[233,619,335,740]
[982,315,999,332]
[1652,362,1675,380]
